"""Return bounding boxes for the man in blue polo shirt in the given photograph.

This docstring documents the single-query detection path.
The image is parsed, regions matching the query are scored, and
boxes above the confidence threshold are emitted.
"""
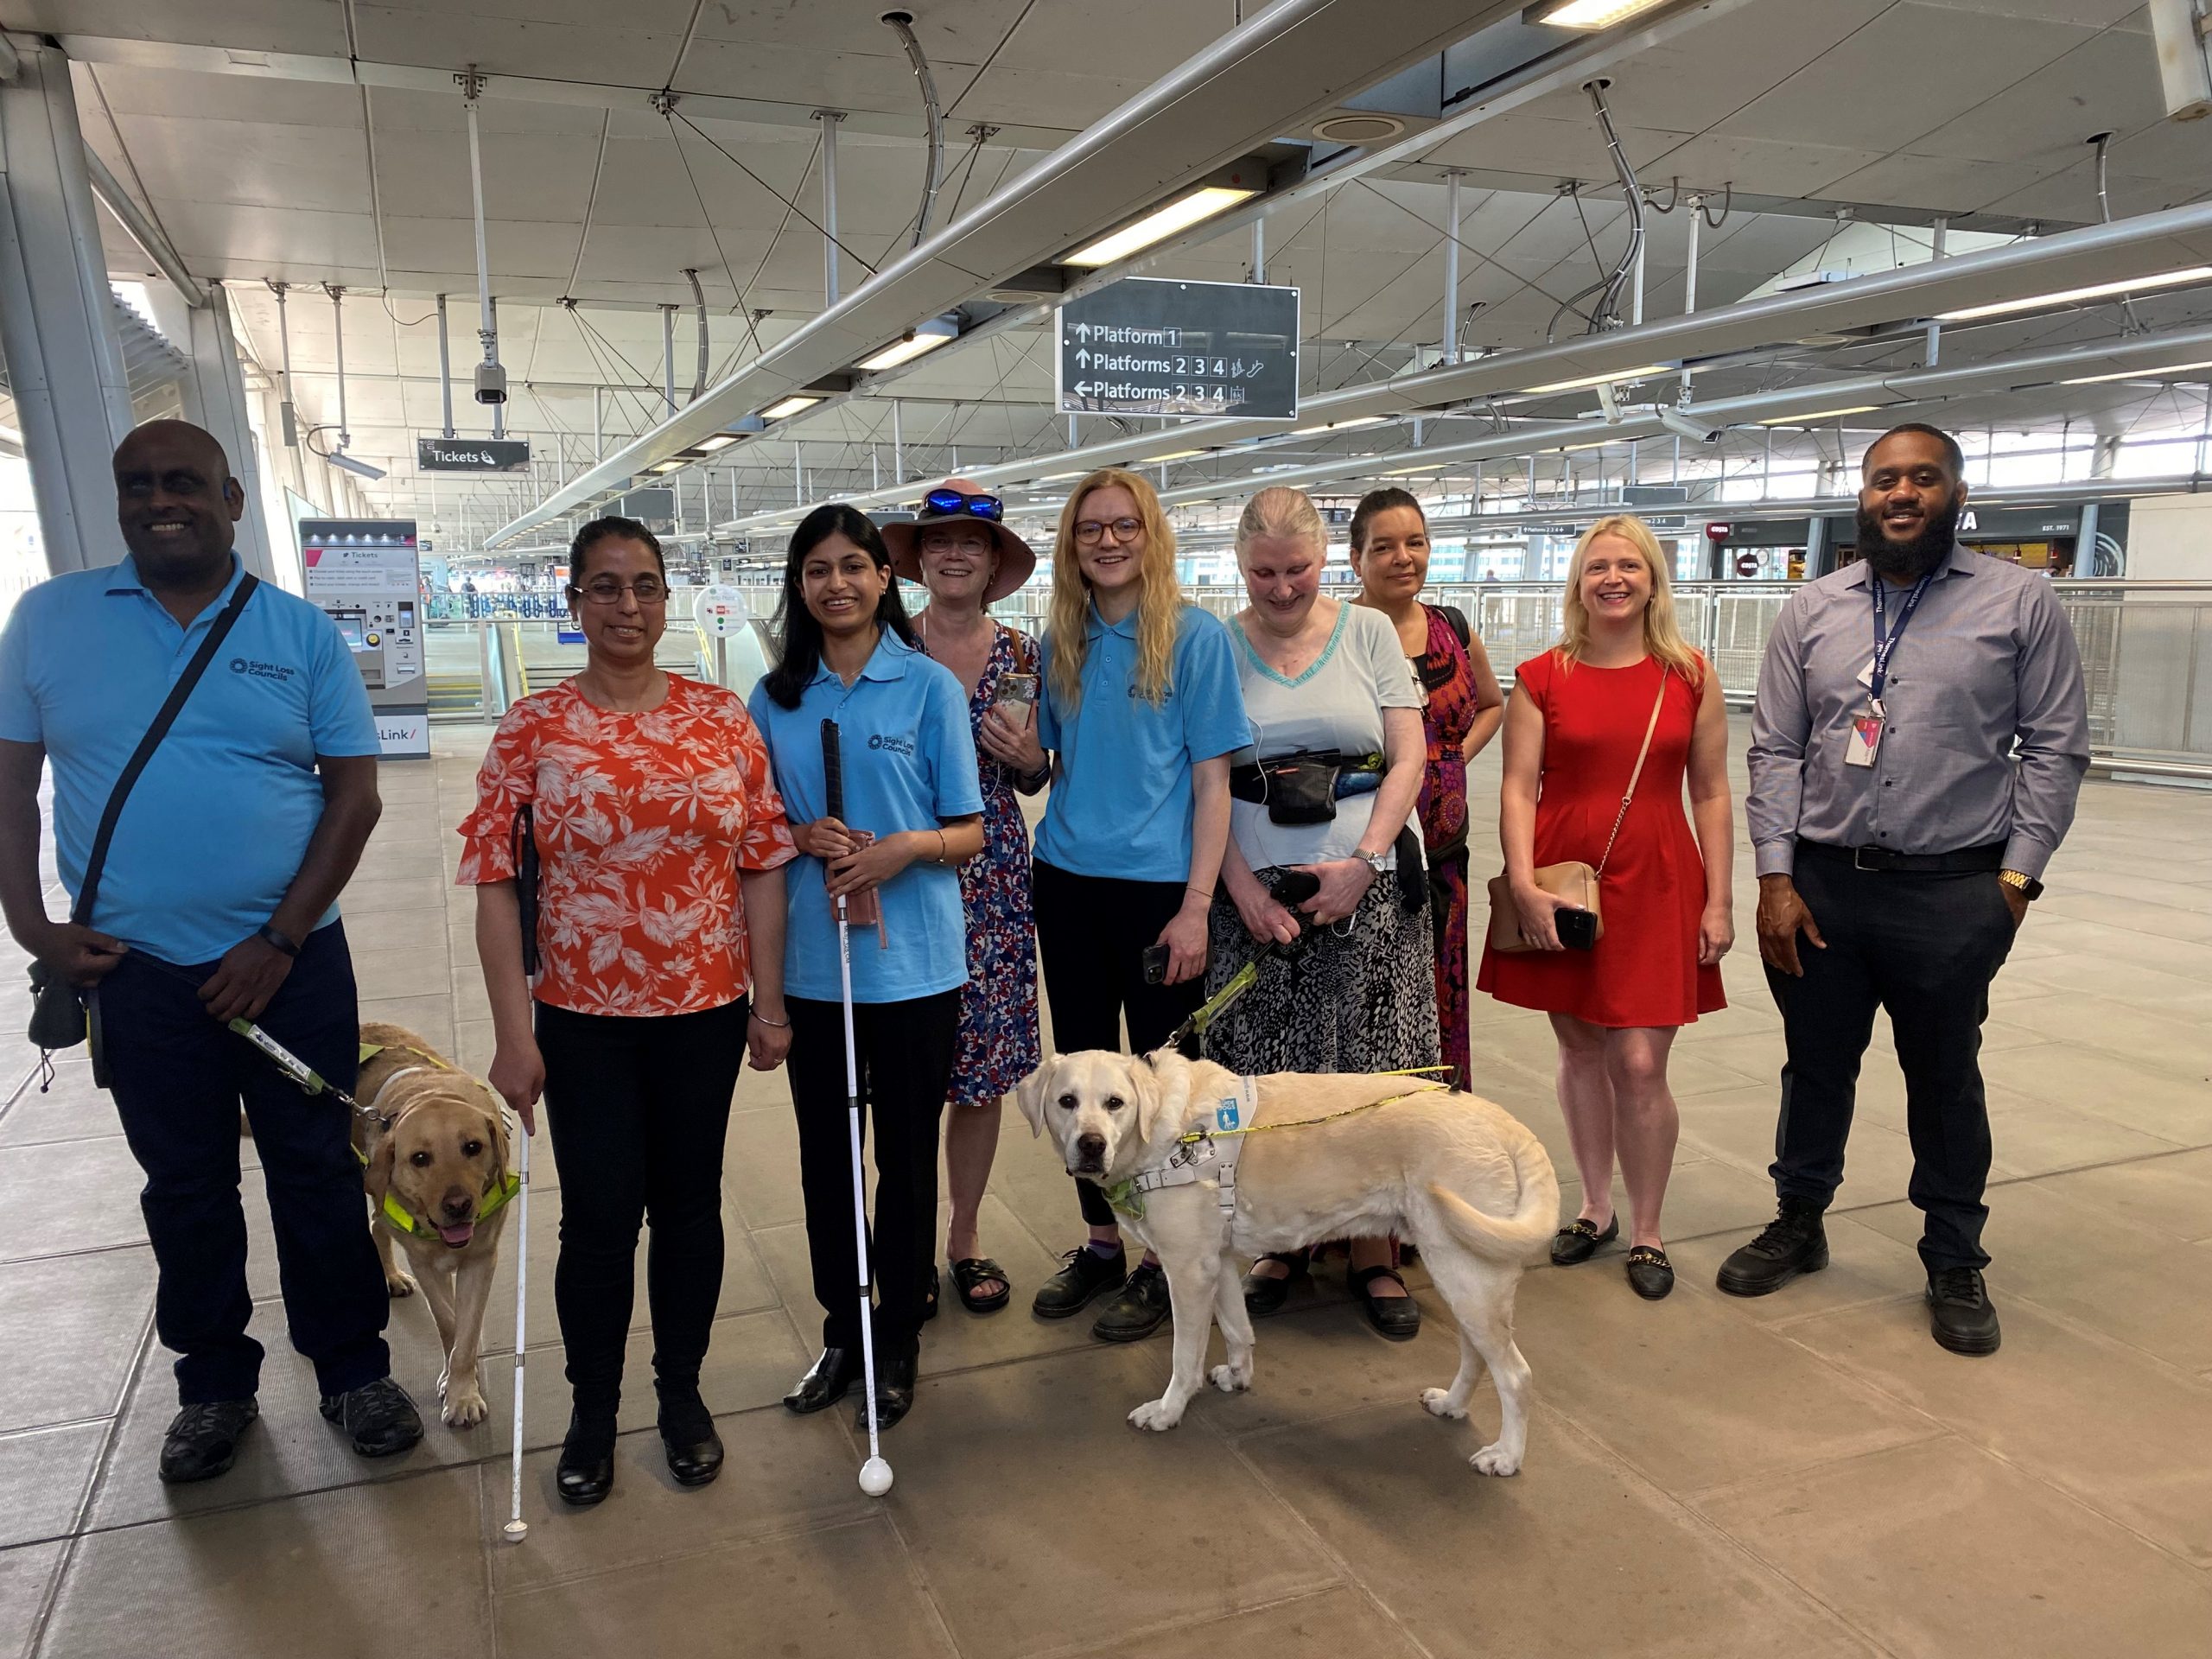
[0,420,421,1482]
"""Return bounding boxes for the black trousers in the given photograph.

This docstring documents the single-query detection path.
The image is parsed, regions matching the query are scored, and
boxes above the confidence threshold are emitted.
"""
[1032,860,1205,1229]
[1766,849,2017,1272]
[536,998,747,1412]
[99,922,391,1404]
[785,990,959,1354]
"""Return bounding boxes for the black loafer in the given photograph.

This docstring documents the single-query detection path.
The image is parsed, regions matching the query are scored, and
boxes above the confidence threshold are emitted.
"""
[857,1347,918,1433]
[556,1408,617,1508]
[1032,1245,1126,1319]
[783,1347,861,1414]
[1926,1267,2001,1357]
[1091,1262,1173,1343]
[1241,1252,1309,1317]
[1550,1215,1618,1266]
[657,1382,723,1487]
[158,1399,258,1484]
[1624,1245,1675,1300]
[1350,1264,1421,1341]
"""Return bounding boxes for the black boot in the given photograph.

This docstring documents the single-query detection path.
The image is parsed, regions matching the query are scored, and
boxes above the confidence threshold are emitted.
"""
[1031,1244,1126,1319]
[1715,1198,1829,1297]
[556,1407,618,1507]
[783,1347,861,1414]
[657,1379,724,1487]
[856,1345,919,1433]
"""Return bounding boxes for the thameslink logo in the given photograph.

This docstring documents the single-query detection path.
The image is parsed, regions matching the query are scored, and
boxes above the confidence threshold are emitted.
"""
[229,657,299,683]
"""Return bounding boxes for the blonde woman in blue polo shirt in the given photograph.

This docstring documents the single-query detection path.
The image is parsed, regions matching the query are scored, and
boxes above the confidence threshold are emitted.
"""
[982,467,1249,1343]
[749,505,985,1433]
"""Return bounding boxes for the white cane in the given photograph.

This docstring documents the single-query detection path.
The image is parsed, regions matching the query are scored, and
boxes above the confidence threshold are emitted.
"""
[503,1121,531,1541]
[824,717,893,1498]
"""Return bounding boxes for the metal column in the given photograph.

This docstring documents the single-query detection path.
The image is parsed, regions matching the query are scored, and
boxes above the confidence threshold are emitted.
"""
[1441,170,1462,365]
[1924,216,1948,367]
[180,281,275,581]
[1250,216,1266,283]
[817,110,844,306]
[436,293,455,437]
[0,40,136,572]
[661,305,677,417]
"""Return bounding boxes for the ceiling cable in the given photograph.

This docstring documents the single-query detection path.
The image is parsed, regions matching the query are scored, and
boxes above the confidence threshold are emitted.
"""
[881,10,944,248]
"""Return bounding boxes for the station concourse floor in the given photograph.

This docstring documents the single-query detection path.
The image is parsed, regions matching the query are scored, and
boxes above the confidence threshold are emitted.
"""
[1,715,2209,1659]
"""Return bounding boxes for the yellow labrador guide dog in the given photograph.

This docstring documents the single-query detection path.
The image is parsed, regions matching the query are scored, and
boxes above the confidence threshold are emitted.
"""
[1018,1048,1557,1475]
[354,1022,518,1429]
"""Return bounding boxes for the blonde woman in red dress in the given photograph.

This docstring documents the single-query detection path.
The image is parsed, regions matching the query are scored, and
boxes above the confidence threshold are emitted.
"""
[1477,514,1734,1301]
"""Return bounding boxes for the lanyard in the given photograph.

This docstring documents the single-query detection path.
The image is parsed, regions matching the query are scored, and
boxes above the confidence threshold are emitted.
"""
[1867,568,1936,710]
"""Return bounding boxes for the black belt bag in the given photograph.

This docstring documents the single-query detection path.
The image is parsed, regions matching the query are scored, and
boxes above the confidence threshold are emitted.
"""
[1228,749,1384,826]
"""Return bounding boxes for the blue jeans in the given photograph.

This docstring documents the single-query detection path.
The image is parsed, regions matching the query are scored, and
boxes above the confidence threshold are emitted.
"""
[99,922,391,1403]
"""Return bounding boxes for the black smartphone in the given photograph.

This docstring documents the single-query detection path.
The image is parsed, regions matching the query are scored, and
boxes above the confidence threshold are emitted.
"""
[1141,943,1172,984]
[1556,907,1599,951]
[1269,869,1321,909]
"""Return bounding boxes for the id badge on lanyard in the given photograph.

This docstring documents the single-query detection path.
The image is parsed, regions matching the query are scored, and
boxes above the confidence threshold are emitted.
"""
[1849,569,1933,768]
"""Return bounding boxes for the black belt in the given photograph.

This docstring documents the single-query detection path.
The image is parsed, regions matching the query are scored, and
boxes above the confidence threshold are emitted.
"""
[1796,839,2005,874]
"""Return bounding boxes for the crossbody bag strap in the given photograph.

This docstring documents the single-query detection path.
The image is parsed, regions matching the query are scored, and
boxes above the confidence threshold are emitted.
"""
[72,572,261,925]
[1592,664,1668,880]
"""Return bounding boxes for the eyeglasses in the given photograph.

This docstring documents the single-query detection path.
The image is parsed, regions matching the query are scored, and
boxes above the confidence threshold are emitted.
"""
[921,487,1003,522]
[1073,517,1143,546]
[570,576,667,606]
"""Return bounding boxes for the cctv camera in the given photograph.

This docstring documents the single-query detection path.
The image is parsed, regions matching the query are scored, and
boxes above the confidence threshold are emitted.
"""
[475,362,509,406]
[328,450,386,482]
[1655,404,1723,445]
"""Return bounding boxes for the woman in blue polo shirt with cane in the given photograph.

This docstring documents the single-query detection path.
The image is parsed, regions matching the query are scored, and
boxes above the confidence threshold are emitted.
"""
[749,505,984,1433]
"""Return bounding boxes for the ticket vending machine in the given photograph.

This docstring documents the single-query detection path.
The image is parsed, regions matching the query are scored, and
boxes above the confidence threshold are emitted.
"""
[298,518,431,757]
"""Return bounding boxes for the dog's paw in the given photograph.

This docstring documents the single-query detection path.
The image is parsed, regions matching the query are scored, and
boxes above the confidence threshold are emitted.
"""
[1469,1440,1522,1477]
[442,1377,489,1428]
[1209,1362,1251,1395]
[1421,1386,1467,1421]
[1127,1397,1185,1433]
[385,1270,417,1298]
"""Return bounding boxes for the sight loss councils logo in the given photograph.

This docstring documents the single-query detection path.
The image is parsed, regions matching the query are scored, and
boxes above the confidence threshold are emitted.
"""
[230,657,299,683]
[867,732,917,756]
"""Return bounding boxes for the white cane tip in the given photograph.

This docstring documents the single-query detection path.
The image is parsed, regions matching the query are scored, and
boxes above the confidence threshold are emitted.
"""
[858,1457,894,1497]
[502,1520,529,1543]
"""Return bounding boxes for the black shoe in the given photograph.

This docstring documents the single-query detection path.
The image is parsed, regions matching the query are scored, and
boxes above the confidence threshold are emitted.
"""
[1242,1252,1309,1318]
[158,1399,258,1484]
[1926,1267,2002,1357]
[1350,1264,1422,1341]
[1091,1262,1173,1343]
[1032,1244,1127,1319]
[657,1382,724,1487]
[557,1408,617,1507]
[856,1347,918,1433]
[1550,1214,1619,1266]
[783,1347,861,1414]
[1625,1245,1675,1301]
[317,1376,423,1459]
[1715,1198,1829,1297]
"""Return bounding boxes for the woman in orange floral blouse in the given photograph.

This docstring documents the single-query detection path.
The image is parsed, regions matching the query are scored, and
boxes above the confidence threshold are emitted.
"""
[458,516,796,1509]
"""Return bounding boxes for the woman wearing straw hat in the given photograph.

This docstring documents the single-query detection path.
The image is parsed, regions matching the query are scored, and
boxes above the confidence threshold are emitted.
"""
[883,480,1046,1316]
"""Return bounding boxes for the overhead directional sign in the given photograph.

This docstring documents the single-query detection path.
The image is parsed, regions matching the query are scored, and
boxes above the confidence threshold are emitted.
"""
[417,436,531,473]
[1057,276,1299,421]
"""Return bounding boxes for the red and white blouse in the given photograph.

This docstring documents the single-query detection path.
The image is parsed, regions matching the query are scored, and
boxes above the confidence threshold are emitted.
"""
[456,675,797,1016]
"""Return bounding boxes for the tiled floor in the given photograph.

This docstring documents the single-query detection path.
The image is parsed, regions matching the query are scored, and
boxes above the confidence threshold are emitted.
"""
[3,719,2209,1658]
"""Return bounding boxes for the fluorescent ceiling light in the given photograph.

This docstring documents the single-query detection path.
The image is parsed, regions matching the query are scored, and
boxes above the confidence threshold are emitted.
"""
[1936,265,2212,321]
[1063,184,1262,268]
[696,434,741,453]
[1529,0,1675,28]
[647,459,686,474]
[1039,470,1090,482]
[857,317,961,372]
[1291,415,1389,436]
[762,395,821,420]
[1381,463,1446,476]
[1756,405,1884,424]
[1560,439,1611,451]
[1148,449,1207,461]
[1524,364,1669,394]
[2063,357,2212,385]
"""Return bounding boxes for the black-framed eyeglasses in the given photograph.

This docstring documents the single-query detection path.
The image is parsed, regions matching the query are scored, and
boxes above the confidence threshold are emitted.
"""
[569,576,668,606]
[922,487,1003,523]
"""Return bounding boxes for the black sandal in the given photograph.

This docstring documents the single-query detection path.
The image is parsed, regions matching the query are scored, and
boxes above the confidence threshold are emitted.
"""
[1625,1245,1675,1301]
[1550,1215,1619,1267]
[950,1256,1010,1314]
[1241,1251,1309,1318]
[1349,1264,1421,1342]
[923,1265,940,1322]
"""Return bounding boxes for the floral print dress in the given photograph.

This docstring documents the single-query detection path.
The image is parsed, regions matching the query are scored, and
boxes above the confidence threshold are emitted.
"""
[923,623,1042,1103]
[455,675,796,1015]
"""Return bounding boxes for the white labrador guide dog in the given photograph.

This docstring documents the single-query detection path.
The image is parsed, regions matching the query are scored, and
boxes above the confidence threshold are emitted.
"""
[1018,1049,1558,1475]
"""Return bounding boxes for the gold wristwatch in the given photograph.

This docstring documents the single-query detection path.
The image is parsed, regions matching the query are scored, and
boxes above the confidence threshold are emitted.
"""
[1998,870,2044,901]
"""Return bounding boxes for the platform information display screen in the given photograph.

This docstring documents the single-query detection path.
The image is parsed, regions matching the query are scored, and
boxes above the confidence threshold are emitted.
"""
[1056,277,1299,420]
[298,518,430,758]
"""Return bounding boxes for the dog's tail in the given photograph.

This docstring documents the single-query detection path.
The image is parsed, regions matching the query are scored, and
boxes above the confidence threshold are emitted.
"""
[1425,1119,1560,1267]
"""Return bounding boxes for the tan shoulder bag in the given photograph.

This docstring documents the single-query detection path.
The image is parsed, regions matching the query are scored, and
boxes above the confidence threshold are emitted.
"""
[1485,665,1669,954]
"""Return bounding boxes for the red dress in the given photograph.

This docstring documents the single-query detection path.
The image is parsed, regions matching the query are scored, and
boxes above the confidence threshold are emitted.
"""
[1477,652,1725,1028]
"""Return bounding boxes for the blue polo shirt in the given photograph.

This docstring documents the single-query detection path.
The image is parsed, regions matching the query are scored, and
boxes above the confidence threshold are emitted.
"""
[747,630,983,1004]
[0,556,378,965]
[1033,602,1249,882]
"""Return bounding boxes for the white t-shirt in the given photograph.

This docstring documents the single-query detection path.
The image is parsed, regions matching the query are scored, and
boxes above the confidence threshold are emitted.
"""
[1225,600,1424,872]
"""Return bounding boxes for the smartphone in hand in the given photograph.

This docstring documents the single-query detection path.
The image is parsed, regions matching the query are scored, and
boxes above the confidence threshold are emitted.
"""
[1556,907,1599,951]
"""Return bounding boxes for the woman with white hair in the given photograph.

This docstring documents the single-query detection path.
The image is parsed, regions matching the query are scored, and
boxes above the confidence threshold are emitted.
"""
[1208,486,1438,1339]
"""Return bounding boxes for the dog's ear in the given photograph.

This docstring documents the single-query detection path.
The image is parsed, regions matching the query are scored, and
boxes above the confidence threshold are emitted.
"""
[1014,1058,1053,1140]
[483,1103,512,1192]
[1128,1058,1163,1145]
[364,1134,396,1210]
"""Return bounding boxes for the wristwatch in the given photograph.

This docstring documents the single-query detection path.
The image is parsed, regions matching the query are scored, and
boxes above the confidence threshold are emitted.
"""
[1357,849,1389,880]
[1997,870,2044,902]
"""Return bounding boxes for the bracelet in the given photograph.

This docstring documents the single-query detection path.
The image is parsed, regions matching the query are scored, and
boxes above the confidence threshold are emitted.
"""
[748,1009,791,1027]
[936,829,949,864]
[1186,883,1214,899]
[255,922,301,958]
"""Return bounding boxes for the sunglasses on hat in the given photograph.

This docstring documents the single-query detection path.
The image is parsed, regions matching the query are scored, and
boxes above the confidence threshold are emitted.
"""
[921,487,1003,523]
